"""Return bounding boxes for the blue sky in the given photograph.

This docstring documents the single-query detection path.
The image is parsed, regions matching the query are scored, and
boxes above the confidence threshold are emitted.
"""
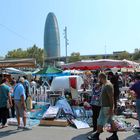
[0,0,140,57]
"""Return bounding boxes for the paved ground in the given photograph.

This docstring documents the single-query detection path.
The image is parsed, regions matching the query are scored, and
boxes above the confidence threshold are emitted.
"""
[0,119,140,140]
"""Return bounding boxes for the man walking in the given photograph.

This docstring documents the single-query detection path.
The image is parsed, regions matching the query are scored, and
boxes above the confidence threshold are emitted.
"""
[88,73,118,140]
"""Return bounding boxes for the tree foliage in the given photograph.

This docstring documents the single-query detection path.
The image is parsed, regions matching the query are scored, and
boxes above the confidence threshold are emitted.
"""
[69,52,81,62]
[94,55,103,60]
[6,44,43,67]
[26,45,43,66]
[117,51,131,60]
[81,55,91,60]
[132,48,140,60]
[6,48,27,58]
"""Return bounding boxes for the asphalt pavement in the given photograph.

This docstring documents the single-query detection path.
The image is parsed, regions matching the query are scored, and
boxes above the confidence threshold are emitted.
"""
[0,118,140,140]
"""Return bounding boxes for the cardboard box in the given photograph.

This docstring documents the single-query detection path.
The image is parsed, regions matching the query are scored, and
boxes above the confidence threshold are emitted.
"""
[40,119,69,127]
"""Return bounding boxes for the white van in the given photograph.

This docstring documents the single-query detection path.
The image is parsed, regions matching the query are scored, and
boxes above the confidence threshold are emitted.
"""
[50,75,84,91]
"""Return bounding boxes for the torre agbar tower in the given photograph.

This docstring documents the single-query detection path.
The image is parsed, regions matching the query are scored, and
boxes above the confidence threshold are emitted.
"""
[44,12,60,63]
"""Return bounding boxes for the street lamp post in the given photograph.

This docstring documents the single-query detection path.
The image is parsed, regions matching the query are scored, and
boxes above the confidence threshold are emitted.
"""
[105,43,107,59]
[64,26,69,63]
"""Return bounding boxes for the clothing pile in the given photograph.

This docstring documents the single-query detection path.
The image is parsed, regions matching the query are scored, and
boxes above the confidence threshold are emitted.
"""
[105,116,134,132]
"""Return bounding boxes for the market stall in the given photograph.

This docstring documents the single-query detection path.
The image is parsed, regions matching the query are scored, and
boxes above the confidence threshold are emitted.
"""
[61,59,139,70]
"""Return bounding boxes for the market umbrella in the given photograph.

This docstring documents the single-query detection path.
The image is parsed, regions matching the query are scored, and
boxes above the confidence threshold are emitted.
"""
[4,67,26,74]
[33,66,63,76]
[61,59,139,70]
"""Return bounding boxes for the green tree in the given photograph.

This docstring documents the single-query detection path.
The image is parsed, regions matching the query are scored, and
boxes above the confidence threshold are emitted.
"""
[117,51,131,60]
[94,55,103,60]
[132,48,140,60]
[6,48,27,58]
[80,55,91,60]
[69,52,81,62]
[6,44,44,67]
[26,45,43,66]
[108,55,115,59]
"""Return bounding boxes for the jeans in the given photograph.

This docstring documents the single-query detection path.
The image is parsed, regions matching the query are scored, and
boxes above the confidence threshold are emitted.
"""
[0,107,9,125]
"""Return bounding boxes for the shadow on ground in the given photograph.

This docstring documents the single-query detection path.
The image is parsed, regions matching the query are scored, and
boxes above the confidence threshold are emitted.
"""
[0,129,23,138]
[71,130,92,140]
[71,130,140,140]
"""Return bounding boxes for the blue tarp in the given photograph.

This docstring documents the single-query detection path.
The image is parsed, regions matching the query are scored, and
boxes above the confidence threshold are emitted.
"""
[32,72,70,77]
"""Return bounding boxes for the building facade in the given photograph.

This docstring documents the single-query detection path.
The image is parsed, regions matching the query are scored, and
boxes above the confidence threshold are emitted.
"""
[44,12,60,65]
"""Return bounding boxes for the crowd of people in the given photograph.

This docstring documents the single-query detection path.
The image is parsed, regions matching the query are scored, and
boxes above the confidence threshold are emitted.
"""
[88,72,119,140]
[85,71,140,140]
[0,76,31,130]
[0,70,140,140]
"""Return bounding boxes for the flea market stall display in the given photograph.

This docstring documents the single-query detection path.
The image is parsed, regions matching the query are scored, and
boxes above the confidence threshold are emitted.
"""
[30,75,92,129]
[7,73,92,129]
[7,62,140,131]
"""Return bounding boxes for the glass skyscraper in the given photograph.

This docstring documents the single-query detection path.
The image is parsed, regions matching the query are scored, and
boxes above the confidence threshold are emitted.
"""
[44,12,60,60]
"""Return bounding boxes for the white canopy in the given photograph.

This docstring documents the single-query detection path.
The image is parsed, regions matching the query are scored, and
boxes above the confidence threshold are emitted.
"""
[4,67,26,74]
[61,59,139,70]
